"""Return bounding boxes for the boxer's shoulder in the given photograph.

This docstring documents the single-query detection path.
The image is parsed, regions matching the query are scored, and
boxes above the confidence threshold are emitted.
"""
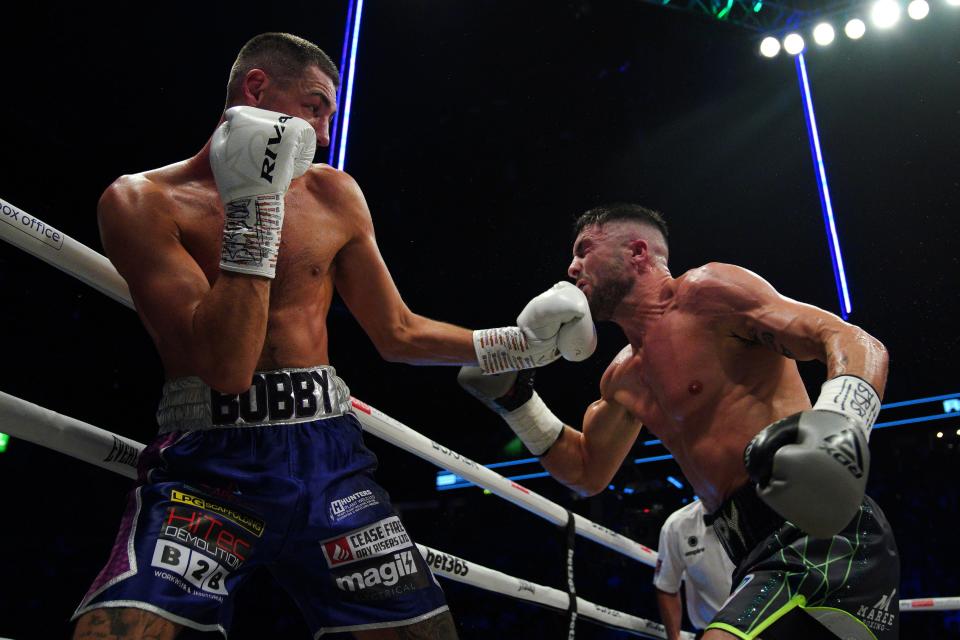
[600,344,637,394]
[675,262,769,314]
[297,164,372,228]
[299,163,360,201]
[98,170,179,226]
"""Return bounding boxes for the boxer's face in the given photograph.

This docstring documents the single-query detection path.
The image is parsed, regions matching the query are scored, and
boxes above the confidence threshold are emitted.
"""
[569,223,634,321]
[258,65,338,148]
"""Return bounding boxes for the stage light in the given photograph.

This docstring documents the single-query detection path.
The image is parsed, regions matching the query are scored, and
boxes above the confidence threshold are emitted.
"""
[947,0,960,7]
[845,18,867,38]
[937,431,944,438]
[872,0,901,28]
[907,0,930,18]
[760,36,781,57]
[784,33,806,54]
[813,22,836,45]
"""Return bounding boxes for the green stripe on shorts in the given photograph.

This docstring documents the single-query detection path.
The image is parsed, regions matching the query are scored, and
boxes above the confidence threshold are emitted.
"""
[706,595,807,639]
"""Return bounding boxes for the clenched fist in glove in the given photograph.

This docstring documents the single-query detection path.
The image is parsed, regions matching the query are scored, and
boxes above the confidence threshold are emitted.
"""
[472,281,597,374]
[211,106,316,279]
[744,375,880,538]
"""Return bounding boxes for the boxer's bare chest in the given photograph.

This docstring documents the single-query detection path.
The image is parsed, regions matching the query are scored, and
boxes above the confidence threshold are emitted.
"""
[605,310,736,438]
[168,180,347,307]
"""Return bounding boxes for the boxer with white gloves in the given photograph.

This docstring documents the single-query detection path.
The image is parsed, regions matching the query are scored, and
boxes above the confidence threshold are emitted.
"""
[212,106,316,278]
[460,203,899,640]
[75,32,587,640]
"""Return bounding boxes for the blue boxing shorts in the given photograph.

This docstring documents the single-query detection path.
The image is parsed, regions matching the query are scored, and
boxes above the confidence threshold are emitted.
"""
[72,366,449,637]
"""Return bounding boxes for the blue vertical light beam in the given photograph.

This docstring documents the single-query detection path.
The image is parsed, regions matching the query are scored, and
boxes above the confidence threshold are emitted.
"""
[796,53,851,319]
[336,0,365,170]
[328,0,357,166]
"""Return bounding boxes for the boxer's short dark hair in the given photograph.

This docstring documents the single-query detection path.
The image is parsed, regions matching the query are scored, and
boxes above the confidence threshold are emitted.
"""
[573,203,669,242]
[226,32,340,106]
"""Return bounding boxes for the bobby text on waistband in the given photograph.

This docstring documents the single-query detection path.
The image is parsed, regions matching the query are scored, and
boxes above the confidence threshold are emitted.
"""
[156,365,352,432]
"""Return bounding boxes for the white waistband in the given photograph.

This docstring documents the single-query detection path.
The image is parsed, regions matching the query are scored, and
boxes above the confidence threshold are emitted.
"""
[156,365,352,433]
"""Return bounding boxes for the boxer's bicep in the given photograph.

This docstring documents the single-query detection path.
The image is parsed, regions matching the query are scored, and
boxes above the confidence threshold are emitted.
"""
[334,228,412,347]
[736,295,836,363]
[542,398,642,496]
[581,397,643,477]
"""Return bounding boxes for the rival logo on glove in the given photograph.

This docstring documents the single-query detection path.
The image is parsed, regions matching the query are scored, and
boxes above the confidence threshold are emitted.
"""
[260,115,295,183]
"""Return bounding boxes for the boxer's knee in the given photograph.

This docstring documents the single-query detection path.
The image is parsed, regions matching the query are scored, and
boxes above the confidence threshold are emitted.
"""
[73,607,181,640]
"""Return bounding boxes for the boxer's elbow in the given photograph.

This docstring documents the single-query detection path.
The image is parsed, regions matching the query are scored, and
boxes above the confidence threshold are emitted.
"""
[573,479,608,497]
[199,362,256,396]
[576,472,613,497]
[543,447,610,497]
[863,332,889,397]
[372,312,440,364]
[374,329,416,363]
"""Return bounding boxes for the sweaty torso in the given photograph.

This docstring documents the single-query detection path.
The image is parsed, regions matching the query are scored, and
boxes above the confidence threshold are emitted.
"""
[144,161,348,377]
[601,269,811,512]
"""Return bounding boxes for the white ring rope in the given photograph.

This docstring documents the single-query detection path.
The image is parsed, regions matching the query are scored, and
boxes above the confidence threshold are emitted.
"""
[899,598,960,612]
[0,198,132,309]
[352,397,657,566]
[0,195,656,568]
[0,388,684,639]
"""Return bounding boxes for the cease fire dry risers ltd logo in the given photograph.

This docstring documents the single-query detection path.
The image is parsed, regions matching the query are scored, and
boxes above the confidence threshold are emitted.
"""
[322,516,431,602]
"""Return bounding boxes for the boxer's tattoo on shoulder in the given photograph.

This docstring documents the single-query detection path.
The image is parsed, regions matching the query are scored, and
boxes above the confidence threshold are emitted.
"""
[760,331,796,358]
[730,328,795,358]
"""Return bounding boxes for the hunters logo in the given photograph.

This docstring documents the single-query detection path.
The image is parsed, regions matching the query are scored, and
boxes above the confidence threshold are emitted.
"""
[321,516,411,568]
[171,490,264,537]
[328,489,379,522]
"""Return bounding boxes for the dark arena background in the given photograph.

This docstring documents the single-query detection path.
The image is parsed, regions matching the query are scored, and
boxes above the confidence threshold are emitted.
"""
[2,1,959,638]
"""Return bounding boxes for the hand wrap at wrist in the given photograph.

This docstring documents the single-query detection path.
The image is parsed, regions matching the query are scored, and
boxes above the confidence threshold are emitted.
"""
[812,375,881,439]
[502,391,564,456]
[220,194,283,278]
[473,327,557,374]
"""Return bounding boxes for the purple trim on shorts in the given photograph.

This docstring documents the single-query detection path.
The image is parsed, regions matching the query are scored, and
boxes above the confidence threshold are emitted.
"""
[84,489,141,598]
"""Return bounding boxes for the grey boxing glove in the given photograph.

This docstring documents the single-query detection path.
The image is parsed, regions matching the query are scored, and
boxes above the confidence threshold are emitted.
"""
[744,409,870,538]
[457,367,565,456]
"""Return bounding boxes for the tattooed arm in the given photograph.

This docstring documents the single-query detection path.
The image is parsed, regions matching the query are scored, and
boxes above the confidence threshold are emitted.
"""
[685,262,888,397]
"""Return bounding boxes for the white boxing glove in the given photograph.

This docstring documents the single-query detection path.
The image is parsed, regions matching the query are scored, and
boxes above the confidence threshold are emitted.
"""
[473,282,597,374]
[211,106,317,278]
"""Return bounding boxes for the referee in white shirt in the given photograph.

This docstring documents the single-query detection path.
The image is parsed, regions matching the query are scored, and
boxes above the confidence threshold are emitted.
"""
[654,500,736,639]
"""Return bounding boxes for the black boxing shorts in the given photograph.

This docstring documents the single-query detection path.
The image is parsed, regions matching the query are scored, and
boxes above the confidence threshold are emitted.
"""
[705,483,900,640]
